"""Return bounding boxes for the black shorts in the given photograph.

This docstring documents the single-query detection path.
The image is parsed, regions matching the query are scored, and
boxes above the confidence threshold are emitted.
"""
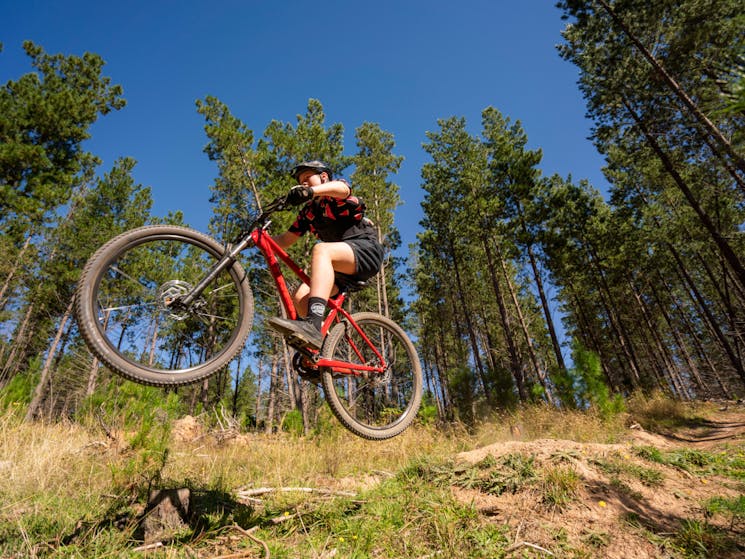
[345,237,384,281]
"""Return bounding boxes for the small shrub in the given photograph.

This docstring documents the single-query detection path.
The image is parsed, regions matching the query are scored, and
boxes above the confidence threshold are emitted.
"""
[675,519,726,558]
[280,409,304,437]
[541,465,580,510]
[570,341,626,419]
[705,495,745,527]
[634,445,664,463]
[0,361,40,408]
[417,402,439,425]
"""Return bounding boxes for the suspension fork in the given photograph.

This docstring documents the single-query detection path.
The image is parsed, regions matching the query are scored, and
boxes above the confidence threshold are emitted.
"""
[177,235,253,307]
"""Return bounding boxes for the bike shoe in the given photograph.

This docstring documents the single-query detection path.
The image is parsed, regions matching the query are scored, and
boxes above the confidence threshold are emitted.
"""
[268,317,323,350]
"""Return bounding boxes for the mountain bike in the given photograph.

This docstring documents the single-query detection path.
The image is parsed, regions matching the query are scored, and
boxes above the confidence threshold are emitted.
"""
[74,195,423,440]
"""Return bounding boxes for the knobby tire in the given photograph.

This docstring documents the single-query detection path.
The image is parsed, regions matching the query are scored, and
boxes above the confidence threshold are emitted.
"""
[321,312,423,440]
[74,225,254,386]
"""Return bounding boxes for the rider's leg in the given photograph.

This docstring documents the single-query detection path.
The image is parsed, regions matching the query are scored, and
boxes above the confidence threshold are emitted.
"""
[306,241,355,329]
[293,283,310,317]
[269,242,356,349]
[293,241,353,317]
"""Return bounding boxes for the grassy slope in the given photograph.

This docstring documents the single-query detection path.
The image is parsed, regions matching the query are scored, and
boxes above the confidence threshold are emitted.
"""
[0,395,743,558]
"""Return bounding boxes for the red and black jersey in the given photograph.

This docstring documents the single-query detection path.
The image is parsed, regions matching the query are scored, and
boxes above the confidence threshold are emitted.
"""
[289,180,377,242]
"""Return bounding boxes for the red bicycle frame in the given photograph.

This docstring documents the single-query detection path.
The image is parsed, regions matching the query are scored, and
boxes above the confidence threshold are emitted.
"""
[250,225,386,376]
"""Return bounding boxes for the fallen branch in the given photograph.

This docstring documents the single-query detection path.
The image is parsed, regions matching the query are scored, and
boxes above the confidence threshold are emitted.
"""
[133,541,164,553]
[96,404,117,441]
[236,487,356,500]
[506,541,555,556]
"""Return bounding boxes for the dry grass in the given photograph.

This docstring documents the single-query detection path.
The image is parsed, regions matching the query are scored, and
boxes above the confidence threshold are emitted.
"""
[1,397,742,558]
[471,402,629,448]
[165,421,474,489]
[625,391,707,430]
[0,408,471,506]
[0,407,108,499]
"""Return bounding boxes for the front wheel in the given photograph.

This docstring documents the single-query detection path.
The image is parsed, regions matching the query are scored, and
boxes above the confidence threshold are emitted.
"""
[321,312,423,440]
[74,225,254,386]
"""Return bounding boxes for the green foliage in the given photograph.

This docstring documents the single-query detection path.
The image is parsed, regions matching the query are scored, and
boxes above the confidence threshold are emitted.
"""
[0,360,40,408]
[540,465,581,509]
[592,455,665,488]
[674,519,729,558]
[328,464,511,557]
[570,340,625,418]
[280,409,304,437]
[81,382,181,497]
[705,495,745,527]
[634,444,745,481]
[81,379,181,429]
[1,41,125,233]
[555,0,745,402]
[417,402,439,425]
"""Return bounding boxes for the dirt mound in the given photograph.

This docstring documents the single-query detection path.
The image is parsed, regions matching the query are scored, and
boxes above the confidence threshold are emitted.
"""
[451,413,745,558]
[171,415,204,442]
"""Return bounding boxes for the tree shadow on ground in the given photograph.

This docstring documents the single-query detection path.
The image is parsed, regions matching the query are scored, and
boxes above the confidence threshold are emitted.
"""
[584,478,744,558]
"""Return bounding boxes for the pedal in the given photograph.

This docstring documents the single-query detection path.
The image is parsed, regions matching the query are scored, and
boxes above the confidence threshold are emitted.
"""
[287,334,312,350]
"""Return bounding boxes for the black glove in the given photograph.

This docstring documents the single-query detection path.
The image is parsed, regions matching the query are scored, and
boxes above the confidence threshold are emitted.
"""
[286,185,314,206]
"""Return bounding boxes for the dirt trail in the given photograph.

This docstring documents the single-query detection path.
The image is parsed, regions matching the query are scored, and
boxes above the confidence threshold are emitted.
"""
[648,409,745,448]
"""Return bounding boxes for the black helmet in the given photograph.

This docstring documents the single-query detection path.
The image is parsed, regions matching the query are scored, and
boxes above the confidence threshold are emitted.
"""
[290,160,333,181]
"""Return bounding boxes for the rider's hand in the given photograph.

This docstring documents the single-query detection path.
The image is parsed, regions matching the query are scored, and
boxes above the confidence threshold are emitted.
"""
[286,185,314,206]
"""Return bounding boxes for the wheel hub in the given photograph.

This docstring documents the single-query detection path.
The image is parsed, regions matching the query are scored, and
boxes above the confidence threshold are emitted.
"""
[157,280,196,320]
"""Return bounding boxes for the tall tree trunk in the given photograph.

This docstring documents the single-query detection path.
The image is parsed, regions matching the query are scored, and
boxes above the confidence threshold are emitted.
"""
[200,379,209,411]
[629,281,688,395]
[668,244,745,384]
[496,242,557,406]
[570,292,618,391]
[422,355,444,419]
[231,355,242,417]
[434,315,455,420]
[86,309,111,396]
[481,237,527,400]
[655,276,732,398]
[0,235,32,313]
[447,238,491,399]
[646,280,711,398]
[375,224,391,319]
[254,356,264,431]
[265,355,280,434]
[0,302,35,387]
[587,245,643,388]
[601,0,745,173]
[26,299,74,421]
[524,236,568,376]
[622,98,745,294]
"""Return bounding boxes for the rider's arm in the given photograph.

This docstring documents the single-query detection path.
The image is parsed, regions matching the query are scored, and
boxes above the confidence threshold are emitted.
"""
[272,230,300,249]
[309,179,351,199]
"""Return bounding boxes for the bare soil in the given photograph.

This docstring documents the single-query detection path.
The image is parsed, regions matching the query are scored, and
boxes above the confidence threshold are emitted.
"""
[451,407,745,558]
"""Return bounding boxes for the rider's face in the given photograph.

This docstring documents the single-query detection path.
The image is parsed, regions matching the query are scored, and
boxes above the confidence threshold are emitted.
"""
[297,170,327,186]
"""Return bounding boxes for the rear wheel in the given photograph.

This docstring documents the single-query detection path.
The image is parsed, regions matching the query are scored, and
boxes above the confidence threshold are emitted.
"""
[321,312,422,440]
[74,225,254,386]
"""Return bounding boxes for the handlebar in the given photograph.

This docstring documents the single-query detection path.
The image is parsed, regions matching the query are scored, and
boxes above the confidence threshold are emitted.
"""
[256,194,291,222]
[231,194,292,244]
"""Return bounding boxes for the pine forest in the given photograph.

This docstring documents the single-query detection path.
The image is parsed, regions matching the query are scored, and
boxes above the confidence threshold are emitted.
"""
[1,0,744,433]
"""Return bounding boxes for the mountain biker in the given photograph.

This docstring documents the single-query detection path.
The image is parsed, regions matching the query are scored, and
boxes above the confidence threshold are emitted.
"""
[268,160,384,349]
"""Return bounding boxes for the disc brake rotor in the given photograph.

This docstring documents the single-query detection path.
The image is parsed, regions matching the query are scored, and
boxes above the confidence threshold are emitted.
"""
[157,280,197,320]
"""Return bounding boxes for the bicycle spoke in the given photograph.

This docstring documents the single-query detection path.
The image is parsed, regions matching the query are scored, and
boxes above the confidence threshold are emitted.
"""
[322,313,421,439]
[91,234,246,372]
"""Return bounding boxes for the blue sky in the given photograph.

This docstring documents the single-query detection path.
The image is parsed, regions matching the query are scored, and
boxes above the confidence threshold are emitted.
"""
[3,0,607,255]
